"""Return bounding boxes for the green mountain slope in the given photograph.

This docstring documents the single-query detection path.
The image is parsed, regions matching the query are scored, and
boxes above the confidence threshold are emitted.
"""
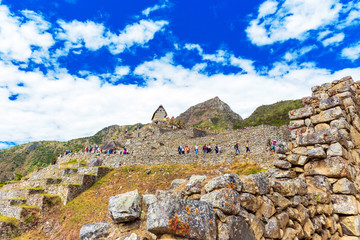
[0,123,143,182]
[238,100,304,128]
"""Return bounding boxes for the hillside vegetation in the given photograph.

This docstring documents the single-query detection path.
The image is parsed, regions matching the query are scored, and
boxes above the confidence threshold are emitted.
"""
[238,100,303,128]
[0,123,143,182]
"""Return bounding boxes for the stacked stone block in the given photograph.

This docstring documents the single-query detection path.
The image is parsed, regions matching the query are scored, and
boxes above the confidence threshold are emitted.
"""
[273,76,360,238]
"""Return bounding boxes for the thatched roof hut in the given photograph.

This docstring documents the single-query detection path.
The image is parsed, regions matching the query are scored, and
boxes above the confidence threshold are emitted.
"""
[151,105,168,122]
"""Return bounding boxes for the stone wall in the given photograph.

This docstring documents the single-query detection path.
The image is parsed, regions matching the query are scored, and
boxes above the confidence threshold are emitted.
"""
[80,76,360,240]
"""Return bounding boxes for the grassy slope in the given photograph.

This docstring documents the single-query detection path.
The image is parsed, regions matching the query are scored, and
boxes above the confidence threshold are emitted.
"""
[237,100,304,128]
[12,160,263,240]
[0,123,144,182]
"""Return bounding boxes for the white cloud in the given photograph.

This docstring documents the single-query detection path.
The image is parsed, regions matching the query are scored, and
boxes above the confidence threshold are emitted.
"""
[184,43,256,73]
[284,45,317,61]
[142,1,170,16]
[108,20,168,54]
[0,6,54,62]
[341,42,360,61]
[258,0,278,18]
[56,19,168,55]
[322,33,345,47]
[246,0,342,46]
[57,20,107,51]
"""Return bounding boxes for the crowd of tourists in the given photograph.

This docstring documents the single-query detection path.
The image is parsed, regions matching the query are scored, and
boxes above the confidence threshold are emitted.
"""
[177,144,222,155]
[175,139,279,155]
[84,145,130,155]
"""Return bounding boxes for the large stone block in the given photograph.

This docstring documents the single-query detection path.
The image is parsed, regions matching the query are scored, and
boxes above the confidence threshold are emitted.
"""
[319,96,341,110]
[332,195,360,215]
[200,188,241,215]
[271,178,308,197]
[304,156,352,178]
[264,217,281,239]
[80,222,111,240]
[267,192,291,210]
[247,174,270,195]
[147,199,216,240]
[204,173,242,193]
[289,120,305,129]
[289,107,314,120]
[186,175,207,194]
[108,190,142,223]
[327,143,346,157]
[333,178,357,195]
[310,106,345,124]
[291,127,314,140]
[341,215,360,236]
[306,147,326,158]
[218,216,256,240]
[330,118,350,130]
[297,128,340,146]
[239,193,261,212]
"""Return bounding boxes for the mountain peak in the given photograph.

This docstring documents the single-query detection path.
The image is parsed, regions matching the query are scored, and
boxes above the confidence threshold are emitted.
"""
[176,97,242,129]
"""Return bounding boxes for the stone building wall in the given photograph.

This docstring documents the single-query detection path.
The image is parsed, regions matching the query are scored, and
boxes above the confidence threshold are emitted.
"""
[80,76,360,240]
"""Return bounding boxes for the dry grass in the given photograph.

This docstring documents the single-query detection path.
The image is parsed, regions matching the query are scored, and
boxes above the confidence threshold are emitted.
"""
[0,214,18,226]
[17,161,263,240]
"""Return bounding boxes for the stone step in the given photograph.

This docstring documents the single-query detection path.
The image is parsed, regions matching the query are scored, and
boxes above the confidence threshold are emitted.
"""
[61,174,97,187]
[45,184,83,205]
[0,199,27,207]
[1,178,62,191]
[0,205,39,219]
[27,194,61,210]
[77,166,112,179]
[28,167,78,180]
[0,188,44,200]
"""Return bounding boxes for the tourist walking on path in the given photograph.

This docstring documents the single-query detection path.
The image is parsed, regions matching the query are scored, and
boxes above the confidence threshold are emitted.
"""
[234,143,240,154]
[203,144,207,153]
[195,145,198,154]
[245,141,251,153]
[178,145,182,155]
[207,144,212,153]
[270,141,277,153]
[266,139,272,152]
[215,144,219,154]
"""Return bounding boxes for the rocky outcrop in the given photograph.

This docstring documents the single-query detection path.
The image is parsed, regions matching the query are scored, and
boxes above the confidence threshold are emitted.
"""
[176,96,243,128]
[108,190,142,223]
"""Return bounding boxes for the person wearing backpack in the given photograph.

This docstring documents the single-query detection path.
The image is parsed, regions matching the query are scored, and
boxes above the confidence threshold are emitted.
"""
[234,143,240,154]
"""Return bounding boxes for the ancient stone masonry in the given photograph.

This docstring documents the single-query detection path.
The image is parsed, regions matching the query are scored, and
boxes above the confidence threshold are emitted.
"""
[79,76,360,240]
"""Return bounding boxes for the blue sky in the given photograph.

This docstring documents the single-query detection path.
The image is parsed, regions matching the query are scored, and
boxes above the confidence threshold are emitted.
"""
[1,0,360,150]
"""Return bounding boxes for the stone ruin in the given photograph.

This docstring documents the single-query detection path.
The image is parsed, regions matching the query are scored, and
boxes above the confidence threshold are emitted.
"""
[80,76,360,240]
[3,76,360,239]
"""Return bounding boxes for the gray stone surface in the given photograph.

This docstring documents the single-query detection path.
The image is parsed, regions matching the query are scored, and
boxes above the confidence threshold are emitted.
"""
[108,190,142,223]
[80,222,111,240]
[200,188,241,215]
[185,175,207,194]
[142,194,157,208]
[169,179,186,190]
[88,158,102,167]
[247,173,270,195]
[147,199,217,240]
[218,216,255,240]
[204,173,242,193]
